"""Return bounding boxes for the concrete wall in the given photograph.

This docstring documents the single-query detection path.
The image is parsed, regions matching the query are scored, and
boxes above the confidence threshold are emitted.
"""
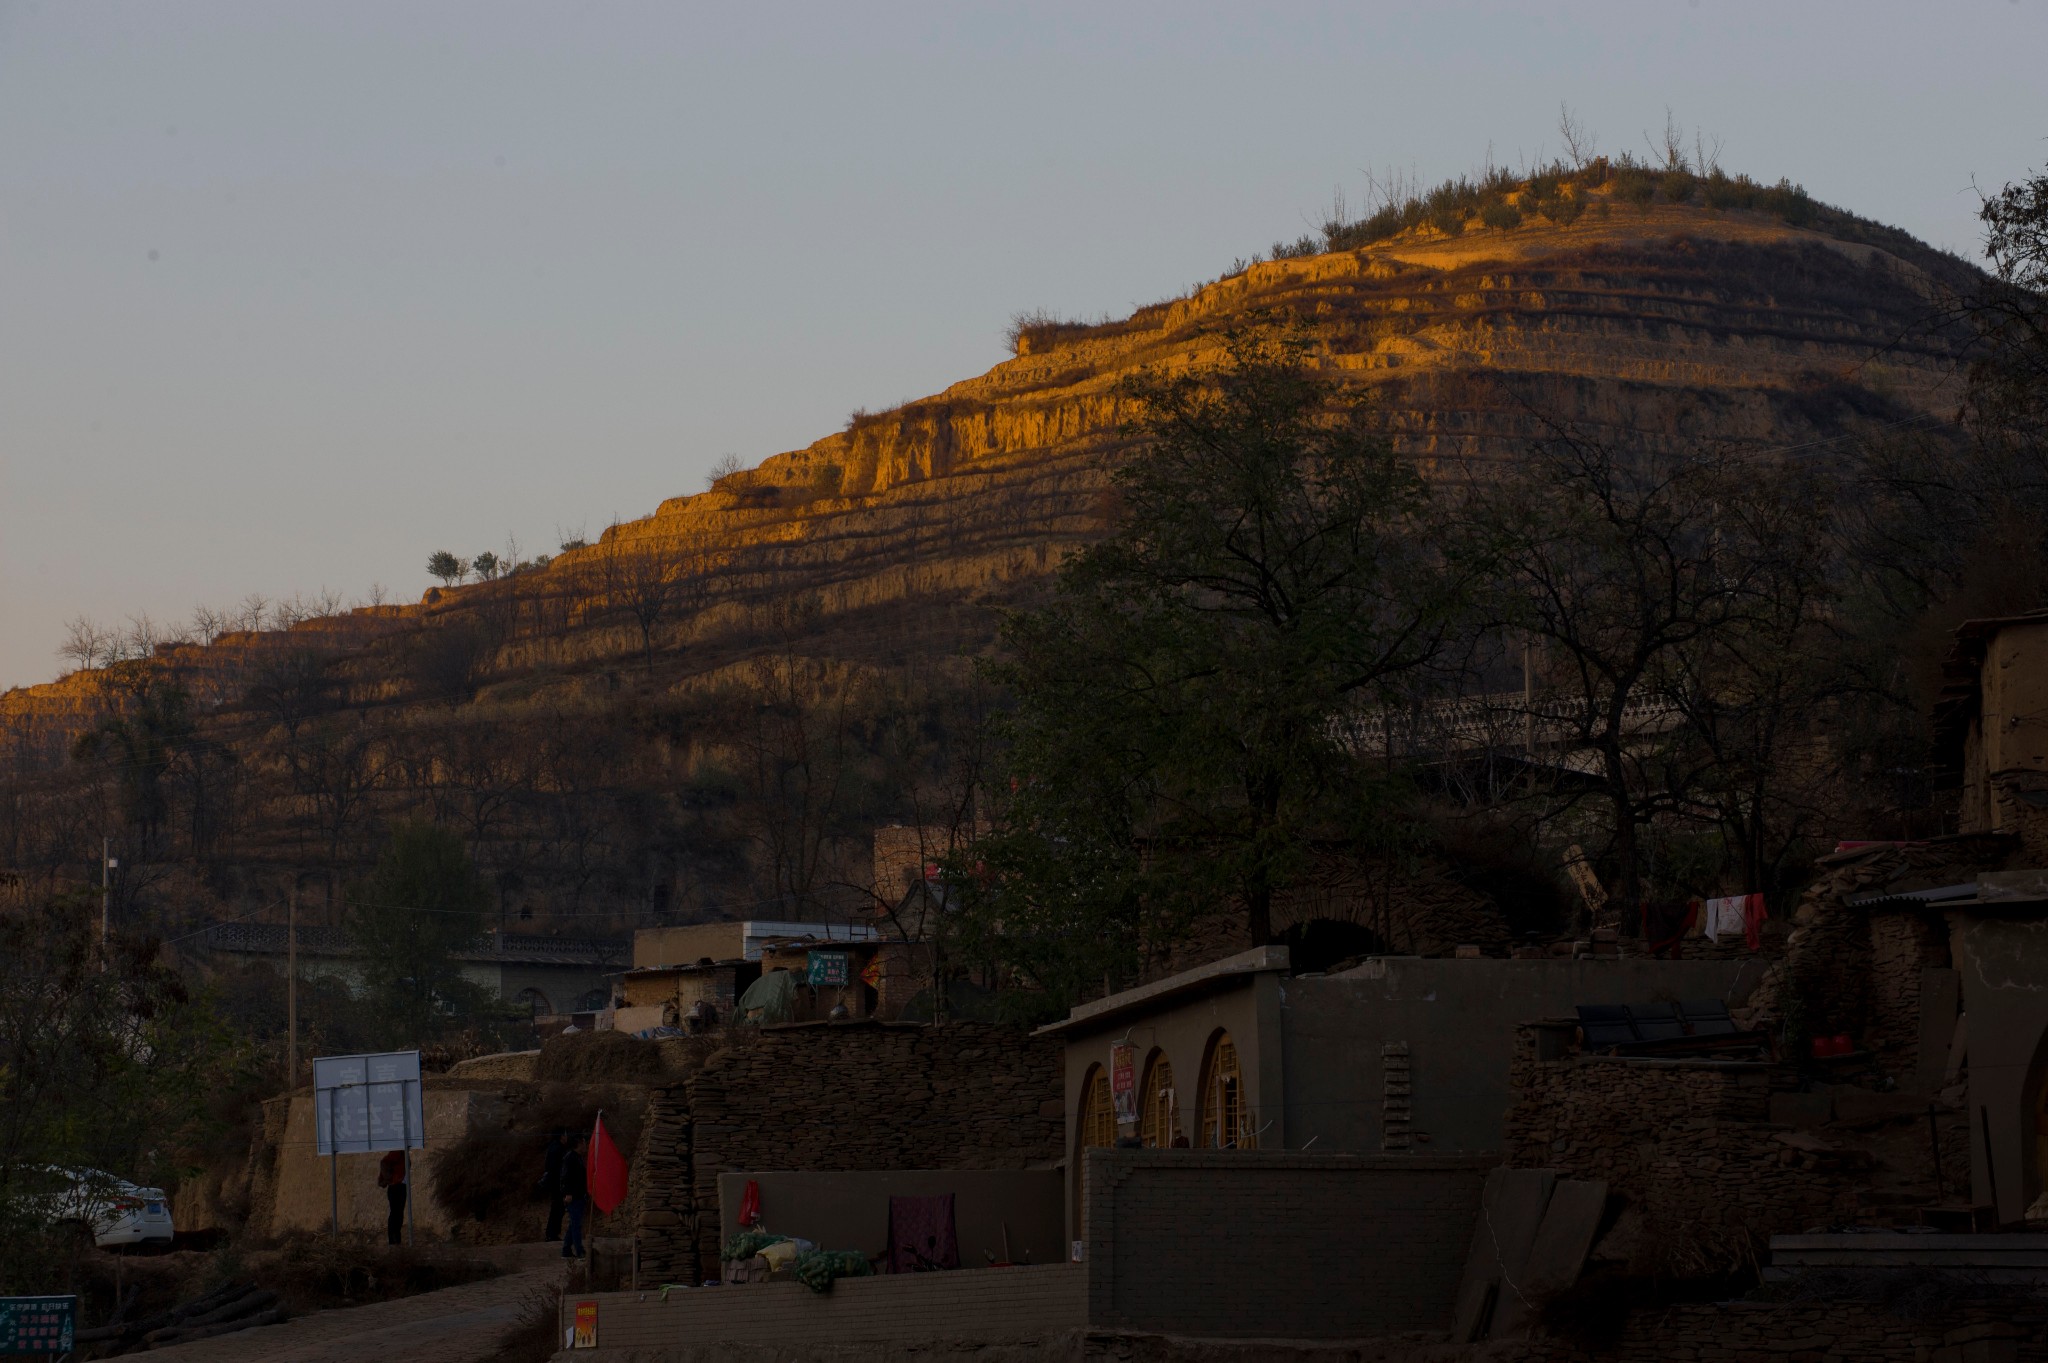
[1953,908,2048,1222]
[716,1170,1063,1268]
[636,923,750,969]
[1081,1150,1490,1339]
[1282,955,1767,1155]
[265,1087,499,1238]
[558,1262,1084,1352]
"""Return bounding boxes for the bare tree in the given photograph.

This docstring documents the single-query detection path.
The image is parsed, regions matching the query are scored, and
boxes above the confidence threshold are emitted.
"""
[734,596,869,915]
[595,526,712,671]
[1458,427,1830,919]
[1558,103,1597,169]
[57,617,116,673]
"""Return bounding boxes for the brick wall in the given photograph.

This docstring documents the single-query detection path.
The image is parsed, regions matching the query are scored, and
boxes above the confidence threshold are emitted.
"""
[1082,1150,1491,1339]
[631,1021,1065,1285]
[1504,1027,1855,1276]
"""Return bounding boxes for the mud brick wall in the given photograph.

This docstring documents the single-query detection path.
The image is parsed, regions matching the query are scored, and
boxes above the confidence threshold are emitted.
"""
[633,1021,1064,1285]
[1505,1027,1855,1276]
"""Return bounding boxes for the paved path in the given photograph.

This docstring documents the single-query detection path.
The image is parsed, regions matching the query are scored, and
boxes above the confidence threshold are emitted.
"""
[145,1262,565,1363]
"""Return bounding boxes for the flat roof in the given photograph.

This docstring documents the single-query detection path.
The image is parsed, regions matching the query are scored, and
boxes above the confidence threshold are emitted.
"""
[1847,870,2048,912]
[1033,946,1290,1039]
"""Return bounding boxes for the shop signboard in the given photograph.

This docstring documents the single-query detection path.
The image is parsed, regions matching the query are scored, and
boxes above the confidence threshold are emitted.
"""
[0,1296,74,1355]
[1110,1041,1138,1127]
[807,951,851,988]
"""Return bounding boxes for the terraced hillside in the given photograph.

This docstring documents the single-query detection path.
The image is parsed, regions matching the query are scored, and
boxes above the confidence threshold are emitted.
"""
[0,177,1980,928]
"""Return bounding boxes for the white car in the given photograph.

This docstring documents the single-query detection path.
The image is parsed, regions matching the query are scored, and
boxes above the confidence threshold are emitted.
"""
[28,1167,175,1250]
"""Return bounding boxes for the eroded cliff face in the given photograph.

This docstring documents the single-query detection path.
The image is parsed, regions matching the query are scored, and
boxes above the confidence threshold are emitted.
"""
[2,189,1975,771]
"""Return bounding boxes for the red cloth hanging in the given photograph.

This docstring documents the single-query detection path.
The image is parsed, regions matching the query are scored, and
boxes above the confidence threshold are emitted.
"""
[587,1114,630,1216]
[738,1178,762,1228]
[1742,892,1768,952]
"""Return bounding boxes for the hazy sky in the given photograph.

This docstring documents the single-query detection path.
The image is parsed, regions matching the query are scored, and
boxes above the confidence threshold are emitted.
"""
[3,2,2044,690]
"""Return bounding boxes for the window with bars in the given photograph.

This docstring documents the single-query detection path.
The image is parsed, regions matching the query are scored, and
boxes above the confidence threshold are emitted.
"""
[1139,1053,1177,1148]
[1080,1066,1117,1150]
[1199,1033,1255,1149]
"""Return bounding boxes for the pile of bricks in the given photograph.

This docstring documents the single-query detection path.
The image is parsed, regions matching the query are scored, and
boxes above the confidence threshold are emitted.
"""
[627,1020,1064,1284]
[1503,1025,1856,1276]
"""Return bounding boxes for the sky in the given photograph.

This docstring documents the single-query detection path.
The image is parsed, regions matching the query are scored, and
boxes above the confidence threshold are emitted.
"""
[2,2,2045,691]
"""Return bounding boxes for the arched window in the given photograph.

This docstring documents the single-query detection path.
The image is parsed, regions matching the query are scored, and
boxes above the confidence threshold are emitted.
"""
[1079,1066,1117,1150]
[1199,1032,1255,1149]
[514,987,551,1018]
[1139,1052,1177,1148]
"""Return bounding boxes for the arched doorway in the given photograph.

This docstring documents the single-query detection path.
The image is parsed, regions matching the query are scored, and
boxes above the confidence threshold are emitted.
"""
[1139,1051,1178,1148]
[1198,1031,1255,1149]
[1075,1064,1116,1239]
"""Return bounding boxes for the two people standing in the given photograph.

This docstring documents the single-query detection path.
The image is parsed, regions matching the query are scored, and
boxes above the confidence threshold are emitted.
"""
[540,1127,590,1258]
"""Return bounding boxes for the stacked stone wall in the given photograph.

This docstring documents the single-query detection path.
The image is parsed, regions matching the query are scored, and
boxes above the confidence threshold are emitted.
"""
[1504,1028,1855,1275]
[631,1021,1064,1285]
[1740,835,2008,1085]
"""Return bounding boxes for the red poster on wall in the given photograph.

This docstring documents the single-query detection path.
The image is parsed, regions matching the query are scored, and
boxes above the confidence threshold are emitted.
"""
[1110,1042,1137,1127]
[571,1300,598,1349]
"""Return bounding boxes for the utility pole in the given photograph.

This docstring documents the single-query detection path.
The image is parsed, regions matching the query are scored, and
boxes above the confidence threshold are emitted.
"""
[288,881,300,1087]
[101,836,115,951]
[1522,635,1537,757]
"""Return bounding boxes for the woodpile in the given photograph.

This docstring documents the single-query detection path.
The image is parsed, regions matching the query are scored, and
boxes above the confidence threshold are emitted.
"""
[73,1280,283,1356]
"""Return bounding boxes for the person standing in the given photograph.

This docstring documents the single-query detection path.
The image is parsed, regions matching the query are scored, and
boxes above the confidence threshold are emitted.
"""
[560,1131,589,1260]
[539,1129,567,1242]
[377,1149,407,1246]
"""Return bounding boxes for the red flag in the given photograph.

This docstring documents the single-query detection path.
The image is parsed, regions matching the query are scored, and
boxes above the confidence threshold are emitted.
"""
[587,1113,629,1216]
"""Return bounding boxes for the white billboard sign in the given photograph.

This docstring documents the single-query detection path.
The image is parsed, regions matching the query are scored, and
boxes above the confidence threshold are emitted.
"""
[313,1050,424,1156]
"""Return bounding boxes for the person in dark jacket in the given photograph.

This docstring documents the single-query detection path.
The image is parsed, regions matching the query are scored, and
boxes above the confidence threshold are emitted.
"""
[377,1149,407,1246]
[560,1132,589,1259]
[539,1129,568,1241]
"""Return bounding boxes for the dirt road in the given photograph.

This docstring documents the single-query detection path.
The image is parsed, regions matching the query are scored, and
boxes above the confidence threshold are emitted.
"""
[142,1262,563,1363]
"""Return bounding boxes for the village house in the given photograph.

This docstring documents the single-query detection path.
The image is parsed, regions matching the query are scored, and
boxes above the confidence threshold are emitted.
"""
[197,919,623,1018]
[1036,944,1764,1248]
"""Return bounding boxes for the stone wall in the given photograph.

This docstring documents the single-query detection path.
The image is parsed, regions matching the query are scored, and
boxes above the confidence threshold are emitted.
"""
[1504,1028,1855,1276]
[632,1021,1065,1286]
[1740,835,2010,1086]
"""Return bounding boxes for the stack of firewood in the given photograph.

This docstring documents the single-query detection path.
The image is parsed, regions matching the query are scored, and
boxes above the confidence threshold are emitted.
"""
[73,1280,284,1355]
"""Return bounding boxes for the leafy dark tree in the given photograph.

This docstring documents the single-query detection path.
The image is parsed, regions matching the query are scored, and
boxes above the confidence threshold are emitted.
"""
[0,892,240,1295]
[471,551,501,581]
[344,822,494,1046]
[70,670,195,850]
[427,550,466,587]
[961,323,1458,1004]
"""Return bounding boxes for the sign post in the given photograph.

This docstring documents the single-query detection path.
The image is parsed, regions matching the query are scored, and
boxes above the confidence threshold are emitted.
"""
[313,1050,426,1240]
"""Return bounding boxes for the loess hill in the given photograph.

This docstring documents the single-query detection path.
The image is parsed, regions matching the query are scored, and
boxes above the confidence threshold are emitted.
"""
[0,174,1983,929]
